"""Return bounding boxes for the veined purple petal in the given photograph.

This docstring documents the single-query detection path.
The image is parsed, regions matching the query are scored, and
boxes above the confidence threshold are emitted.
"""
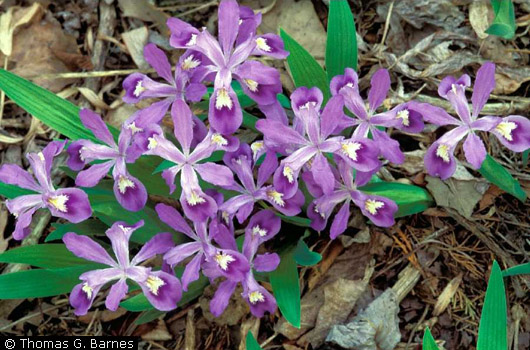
[257,151,278,188]
[80,268,122,288]
[45,188,92,223]
[372,128,405,164]
[424,141,457,180]
[253,253,280,272]
[330,68,359,96]
[63,232,116,266]
[207,248,250,282]
[243,210,280,259]
[80,109,116,147]
[330,200,351,239]
[180,165,218,222]
[210,279,238,317]
[67,140,91,171]
[129,99,172,129]
[112,170,147,212]
[171,99,194,153]
[320,95,346,139]
[353,192,397,227]
[0,164,40,192]
[490,115,530,152]
[209,220,237,251]
[194,30,226,67]
[11,205,39,241]
[27,141,66,192]
[463,133,487,169]
[252,33,288,59]
[310,153,335,195]
[144,43,174,83]
[337,137,381,172]
[218,0,240,55]
[69,282,103,316]
[208,86,242,135]
[181,253,203,291]
[471,62,495,118]
[75,161,114,188]
[105,279,128,311]
[242,275,276,318]
[195,163,234,187]
[186,82,207,102]
[411,102,460,126]
[256,119,308,147]
[235,61,281,105]
[167,17,200,49]
[291,86,323,113]
[343,87,368,120]
[139,270,182,311]
[156,203,196,239]
[228,35,256,67]
[368,68,390,112]
[438,74,471,98]
[237,6,261,45]
[307,201,328,231]
[447,84,471,125]
[269,188,304,217]
[470,116,501,131]
[258,100,288,125]
[105,221,141,267]
[122,73,146,103]
[219,194,255,223]
[131,233,175,266]
[164,242,202,266]
[161,166,181,195]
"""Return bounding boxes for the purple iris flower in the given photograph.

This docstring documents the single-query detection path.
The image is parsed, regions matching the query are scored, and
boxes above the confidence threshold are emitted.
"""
[67,109,147,212]
[219,143,304,223]
[257,86,381,199]
[63,220,181,315]
[122,43,208,141]
[0,141,92,240]
[306,157,398,239]
[167,0,288,134]
[331,68,429,164]
[422,62,530,179]
[209,210,279,317]
[142,109,238,221]
[157,203,250,291]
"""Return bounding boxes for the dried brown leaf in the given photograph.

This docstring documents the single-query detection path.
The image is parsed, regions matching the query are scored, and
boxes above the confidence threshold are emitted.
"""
[122,27,150,69]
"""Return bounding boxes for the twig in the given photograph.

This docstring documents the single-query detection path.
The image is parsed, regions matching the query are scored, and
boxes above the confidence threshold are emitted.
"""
[379,1,394,54]
[0,301,67,332]
[176,0,218,18]
[0,56,8,123]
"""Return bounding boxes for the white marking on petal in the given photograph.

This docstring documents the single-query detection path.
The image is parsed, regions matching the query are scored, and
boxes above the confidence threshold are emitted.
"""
[133,80,146,97]
[495,121,517,141]
[38,152,45,161]
[147,137,158,150]
[396,110,410,126]
[48,194,69,212]
[222,211,230,224]
[181,55,201,70]
[244,78,259,92]
[187,190,206,206]
[252,225,267,237]
[314,205,325,219]
[211,133,228,146]
[436,144,451,163]
[215,252,235,271]
[365,199,384,215]
[79,147,87,161]
[251,141,264,158]
[186,34,197,46]
[118,224,130,234]
[215,88,233,110]
[127,122,143,134]
[300,101,317,110]
[341,142,362,161]
[249,290,265,304]
[118,175,135,194]
[283,166,294,183]
[82,283,93,299]
[255,37,271,52]
[451,83,458,95]
[267,189,285,207]
[146,275,165,295]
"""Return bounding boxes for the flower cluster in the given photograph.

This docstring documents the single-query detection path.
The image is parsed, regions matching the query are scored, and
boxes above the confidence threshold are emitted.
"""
[0,0,527,319]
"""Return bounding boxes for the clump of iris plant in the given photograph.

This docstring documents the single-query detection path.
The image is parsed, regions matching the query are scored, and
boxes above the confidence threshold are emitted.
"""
[0,0,527,321]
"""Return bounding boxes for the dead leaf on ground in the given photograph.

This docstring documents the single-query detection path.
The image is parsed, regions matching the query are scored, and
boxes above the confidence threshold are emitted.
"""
[0,3,43,57]
[326,289,401,350]
[118,0,169,36]
[140,319,172,341]
[433,274,463,316]
[9,6,85,91]
[122,26,149,69]
[426,165,490,218]
[469,1,491,40]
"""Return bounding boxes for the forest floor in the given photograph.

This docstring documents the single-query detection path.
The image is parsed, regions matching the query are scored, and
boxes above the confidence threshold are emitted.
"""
[0,0,529,349]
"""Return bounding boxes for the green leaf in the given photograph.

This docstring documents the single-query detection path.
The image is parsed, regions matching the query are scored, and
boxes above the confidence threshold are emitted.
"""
[135,310,166,325]
[522,149,529,167]
[0,182,37,199]
[0,69,118,142]
[270,244,300,328]
[121,270,209,312]
[422,328,439,350]
[477,260,507,350]
[486,0,516,39]
[0,264,100,299]
[0,244,88,268]
[478,154,526,202]
[280,29,330,102]
[326,0,357,79]
[243,111,259,132]
[46,219,108,242]
[294,236,321,267]
[246,331,262,350]
[360,182,434,217]
[503,262,530,277]
[276,213,311,227]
